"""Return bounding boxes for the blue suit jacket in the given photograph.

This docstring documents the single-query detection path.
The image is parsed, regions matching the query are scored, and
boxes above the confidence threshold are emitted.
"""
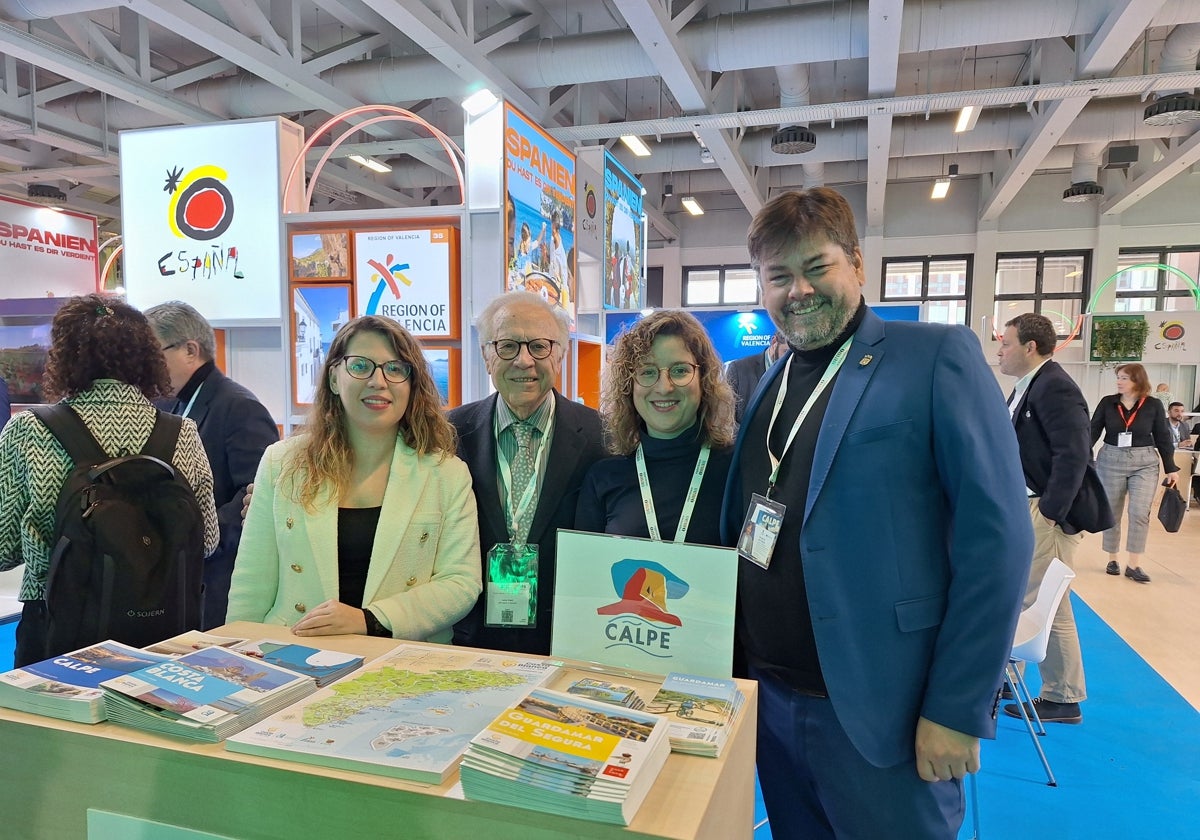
[722,308,1033,767]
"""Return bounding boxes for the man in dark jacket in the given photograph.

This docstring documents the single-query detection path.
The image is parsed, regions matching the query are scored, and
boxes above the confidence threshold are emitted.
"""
[725,331,785,423]
[145,301,279,629]
[997,312,1113,724]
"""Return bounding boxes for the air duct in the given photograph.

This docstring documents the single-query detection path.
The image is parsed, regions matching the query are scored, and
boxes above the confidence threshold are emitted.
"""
[1144,23,1200,125]
[772,65,816,154]
[1062,143,1105,202]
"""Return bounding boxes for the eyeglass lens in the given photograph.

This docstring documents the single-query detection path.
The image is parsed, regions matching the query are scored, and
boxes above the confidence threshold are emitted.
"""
[342,355,412,383]
[635,363,697,387]
[493,339,554,360]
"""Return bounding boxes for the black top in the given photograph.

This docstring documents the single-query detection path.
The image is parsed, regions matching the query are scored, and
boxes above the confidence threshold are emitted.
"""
[1090,394,1178,472]
[575,424,733,546]
[337,506,382,607]
[174,360,216,411]
[734,303,867,696]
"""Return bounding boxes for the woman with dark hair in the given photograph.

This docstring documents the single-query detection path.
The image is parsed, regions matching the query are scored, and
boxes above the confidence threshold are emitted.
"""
[575,310,736,545]
[1091,362,1179,583]
[0,293,219,666]
[228,316,480,641]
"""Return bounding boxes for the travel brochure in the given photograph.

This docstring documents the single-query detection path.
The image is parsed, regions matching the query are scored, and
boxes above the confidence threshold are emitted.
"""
[646,672,745,758]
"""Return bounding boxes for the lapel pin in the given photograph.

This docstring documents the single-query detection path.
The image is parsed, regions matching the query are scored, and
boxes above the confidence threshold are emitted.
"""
[286,517,294,529]
[858,354,873,367]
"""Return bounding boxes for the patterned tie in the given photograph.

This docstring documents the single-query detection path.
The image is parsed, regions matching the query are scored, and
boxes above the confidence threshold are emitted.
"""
[509,422,537,541]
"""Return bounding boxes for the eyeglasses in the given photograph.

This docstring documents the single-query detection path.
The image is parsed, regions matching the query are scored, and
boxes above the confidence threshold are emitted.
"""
[161,341,183,352]
[339,355,413,383]
[634,363,699,388]
[488,338,557,360]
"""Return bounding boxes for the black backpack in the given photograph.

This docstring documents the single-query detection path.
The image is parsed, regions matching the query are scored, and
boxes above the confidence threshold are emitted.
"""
[30,404,205,659]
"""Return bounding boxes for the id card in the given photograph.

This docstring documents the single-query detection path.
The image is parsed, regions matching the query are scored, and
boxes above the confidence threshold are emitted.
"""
[485,542,539,627]
[1118,431,1133,448]
[737,493,786,570]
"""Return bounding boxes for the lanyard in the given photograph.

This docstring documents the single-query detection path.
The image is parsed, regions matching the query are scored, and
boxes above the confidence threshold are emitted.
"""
[764,336,854,497]
[496,409,555,543]
[635,442,711,543]
[180,382,203,419]
[1116,396,1145,431]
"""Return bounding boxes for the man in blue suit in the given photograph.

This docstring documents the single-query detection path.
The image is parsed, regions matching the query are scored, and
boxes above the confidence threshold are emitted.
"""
[722,188,1032,838]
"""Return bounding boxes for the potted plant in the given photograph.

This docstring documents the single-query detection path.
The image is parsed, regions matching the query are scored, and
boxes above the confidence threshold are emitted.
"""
[1089,315,1149,367]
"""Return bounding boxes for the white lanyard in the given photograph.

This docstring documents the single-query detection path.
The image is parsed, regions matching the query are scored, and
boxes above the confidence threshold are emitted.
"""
[180,382,203,419]
[765,337,854,496]
[496,410,554,543]
[635,442,711,543]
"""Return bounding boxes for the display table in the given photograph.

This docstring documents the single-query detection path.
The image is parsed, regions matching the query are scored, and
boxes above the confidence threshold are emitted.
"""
[0,621,757,839]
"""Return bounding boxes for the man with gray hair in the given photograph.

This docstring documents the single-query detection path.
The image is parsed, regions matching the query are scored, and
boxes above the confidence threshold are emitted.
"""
[449,291,605,655]
[144,300,279,629]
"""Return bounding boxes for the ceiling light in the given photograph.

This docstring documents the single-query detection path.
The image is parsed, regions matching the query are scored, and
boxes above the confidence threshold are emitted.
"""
[1062,181,1103,203]
[930,178,951,200]
[1143,93,1200,126]
[348,154,392,174]
[620,135,652,157]
[461,89,499,117]
[663,183,673,197]
[954,105,980,133]
[681,196,704,215]
[770,125,817,154]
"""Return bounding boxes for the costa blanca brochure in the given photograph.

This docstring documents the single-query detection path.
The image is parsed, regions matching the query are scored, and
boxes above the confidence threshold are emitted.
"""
[100,645,317,742]
[224,644,558,784]
[460,687,671,825]
[646,672,744,758]
[0,641,173,724]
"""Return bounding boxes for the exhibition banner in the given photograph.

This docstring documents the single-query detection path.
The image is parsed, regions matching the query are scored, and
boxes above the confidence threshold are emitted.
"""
[0,195,98,296]
[352,227,457,338]
[1134,310,1200,364]
[504,104,576,323]
[551,530,737,679]
[602,151,645,311]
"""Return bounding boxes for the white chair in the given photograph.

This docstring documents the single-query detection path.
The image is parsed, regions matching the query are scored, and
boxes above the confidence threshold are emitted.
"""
[1003,557,1076,787]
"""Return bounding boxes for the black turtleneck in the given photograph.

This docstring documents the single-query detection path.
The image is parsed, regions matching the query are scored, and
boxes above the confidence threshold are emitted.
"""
[574,423,733,546]
[173,360,216,413]
[735,300,867,695]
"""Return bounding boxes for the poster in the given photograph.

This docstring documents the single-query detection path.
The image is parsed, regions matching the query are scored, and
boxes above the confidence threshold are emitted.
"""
[603,152,645,311]
[291,283,351,406]
[352,228,456,338]
[503,105,576,323]
[0,196,98,296]
[551,530,737,679]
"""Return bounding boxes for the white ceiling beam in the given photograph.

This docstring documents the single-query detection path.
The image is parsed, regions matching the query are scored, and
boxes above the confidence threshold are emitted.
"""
[476,13,543,55]
[644,200,680,242]
[303,34,393,74]
[309,0,393,36]
[1077,0,1166,76]
[56,15,138,78]
[865,0,904,228]
[215,0,291,58]
[1101,128,1200,215]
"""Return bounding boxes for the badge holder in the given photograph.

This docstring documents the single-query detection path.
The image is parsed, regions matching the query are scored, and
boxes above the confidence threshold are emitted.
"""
[737,493,786,570]
[1117,431,1132,447]
[485,542,539,627]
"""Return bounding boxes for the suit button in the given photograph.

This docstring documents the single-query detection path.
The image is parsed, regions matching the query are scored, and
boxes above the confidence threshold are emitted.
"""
[294,603,306,613]
[420,532,429,542]
[290,564,302,573]
[406,576,417,587]
[286,518,294,529]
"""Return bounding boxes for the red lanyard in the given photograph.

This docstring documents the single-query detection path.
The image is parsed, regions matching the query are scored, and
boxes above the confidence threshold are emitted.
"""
[1116,397,1145,431]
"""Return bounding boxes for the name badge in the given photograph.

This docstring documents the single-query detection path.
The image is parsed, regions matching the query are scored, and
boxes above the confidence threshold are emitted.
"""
[737,493,786,570]
[1117,432,1133,448]
[485,543,539,628]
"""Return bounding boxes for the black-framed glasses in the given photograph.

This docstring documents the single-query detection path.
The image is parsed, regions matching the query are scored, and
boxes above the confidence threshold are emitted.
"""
[634,363,699,388]
[488,338,557,360]
[161,341,183,352]
[339,355,413,383]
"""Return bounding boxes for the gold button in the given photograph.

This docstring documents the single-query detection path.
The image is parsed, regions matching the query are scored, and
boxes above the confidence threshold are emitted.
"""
[420,532,429,542]
[286,518,294,529]
[290,564,302,573]
[294,603,306,613]
[406,576,417,587]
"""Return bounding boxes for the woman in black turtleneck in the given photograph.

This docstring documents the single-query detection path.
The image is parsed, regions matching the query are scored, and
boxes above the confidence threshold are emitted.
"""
[575,310,736,545]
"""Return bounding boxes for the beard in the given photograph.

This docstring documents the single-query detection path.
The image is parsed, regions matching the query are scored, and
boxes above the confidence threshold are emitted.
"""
[776,294,858,350]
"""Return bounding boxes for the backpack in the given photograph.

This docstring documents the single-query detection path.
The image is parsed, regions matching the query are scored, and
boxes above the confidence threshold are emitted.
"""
[30,404,206,659]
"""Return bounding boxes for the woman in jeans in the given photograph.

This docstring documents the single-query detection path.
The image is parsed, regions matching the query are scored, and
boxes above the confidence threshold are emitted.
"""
[1091,363,1179,583]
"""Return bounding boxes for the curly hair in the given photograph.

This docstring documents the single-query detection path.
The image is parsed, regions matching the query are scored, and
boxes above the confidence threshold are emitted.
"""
[43,293,171,401]
[601,309,736,455]
[281,316,457,512]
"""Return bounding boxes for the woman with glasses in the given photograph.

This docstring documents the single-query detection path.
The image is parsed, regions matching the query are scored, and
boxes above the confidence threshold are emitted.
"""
[1090,362,1179,584]
[575,310,736,546]
[228,316,481,641]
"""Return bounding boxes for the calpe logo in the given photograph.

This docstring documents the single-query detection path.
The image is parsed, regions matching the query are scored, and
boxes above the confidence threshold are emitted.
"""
[157,164,243,280]
[596,559,689,659]
[363,252,412,314]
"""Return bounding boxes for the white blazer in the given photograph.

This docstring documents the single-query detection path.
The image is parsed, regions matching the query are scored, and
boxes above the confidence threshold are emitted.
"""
[227,434,482,644]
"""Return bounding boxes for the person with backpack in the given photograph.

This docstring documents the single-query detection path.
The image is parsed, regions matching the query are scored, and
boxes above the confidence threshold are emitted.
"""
[0,294,219,668]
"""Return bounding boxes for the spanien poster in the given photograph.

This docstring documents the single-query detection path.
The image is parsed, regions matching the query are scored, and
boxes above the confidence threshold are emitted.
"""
[603,151,645,311]
[551,530,736,679]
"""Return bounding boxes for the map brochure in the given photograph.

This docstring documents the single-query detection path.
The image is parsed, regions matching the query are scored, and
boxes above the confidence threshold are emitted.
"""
[565,677,646,710]
[223,644,559,784]
[100,645,317,742]
[459,687,672,825]
[229,639,365,687]
[0,641,173,724]
[142,630,248,656]
[646,672,744,758]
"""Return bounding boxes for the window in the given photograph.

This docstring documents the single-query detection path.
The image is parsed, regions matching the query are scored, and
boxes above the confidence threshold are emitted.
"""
[881,256,971,325]
[993,251,1089,339]
[1115,247,1200,312]
[683,266,760,306]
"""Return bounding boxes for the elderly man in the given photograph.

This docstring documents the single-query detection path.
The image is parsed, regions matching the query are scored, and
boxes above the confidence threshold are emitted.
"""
[449,292,605,655]
[722,188,1031,838]
[725,331,787,423]
[145,301,279,629]
[997,313,1112,725]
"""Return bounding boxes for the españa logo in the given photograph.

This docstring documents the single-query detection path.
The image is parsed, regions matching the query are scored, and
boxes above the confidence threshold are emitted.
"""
[363,252,413,314]
[1160,321,1185,341]
[163,164,234,241]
